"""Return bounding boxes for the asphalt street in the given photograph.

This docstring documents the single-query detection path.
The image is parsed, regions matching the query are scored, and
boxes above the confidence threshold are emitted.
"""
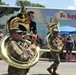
[0,60,76,75]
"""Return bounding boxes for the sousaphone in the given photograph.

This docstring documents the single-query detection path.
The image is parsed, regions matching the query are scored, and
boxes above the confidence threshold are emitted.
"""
[46,21,63,52]
[0,1,40,69]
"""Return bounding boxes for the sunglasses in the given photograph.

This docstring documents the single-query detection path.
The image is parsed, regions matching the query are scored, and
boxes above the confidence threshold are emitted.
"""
[17,32,23,35]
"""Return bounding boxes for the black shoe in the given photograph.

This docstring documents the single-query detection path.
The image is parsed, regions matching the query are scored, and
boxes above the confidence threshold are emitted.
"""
[47,68,52,74]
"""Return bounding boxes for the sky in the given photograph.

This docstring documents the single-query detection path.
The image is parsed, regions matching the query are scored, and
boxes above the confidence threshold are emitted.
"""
[2,0,76,9]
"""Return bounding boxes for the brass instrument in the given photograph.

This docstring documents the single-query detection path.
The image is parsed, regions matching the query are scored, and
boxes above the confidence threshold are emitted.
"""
[0,1,40,69]
[46,21,63,52]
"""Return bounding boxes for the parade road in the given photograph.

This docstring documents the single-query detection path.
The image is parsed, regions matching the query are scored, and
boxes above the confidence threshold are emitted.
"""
[0,60,76,75]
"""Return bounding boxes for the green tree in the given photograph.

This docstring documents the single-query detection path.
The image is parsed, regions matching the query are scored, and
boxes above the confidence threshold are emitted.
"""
[32,3,45,7]
[0,0,9,5]
[15,0,31,6]
[16,0,45,7]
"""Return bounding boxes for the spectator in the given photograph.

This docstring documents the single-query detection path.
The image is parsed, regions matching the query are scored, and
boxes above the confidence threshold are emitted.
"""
[43,15,59,34]
[27,11,37,33]
[0,31,3,40]
[32,30,40,43]
[65,34,75,61]
[59,34,66,59]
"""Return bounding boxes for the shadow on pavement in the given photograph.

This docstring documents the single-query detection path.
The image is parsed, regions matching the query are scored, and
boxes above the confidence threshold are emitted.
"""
[2,74,8,75]
[1,73,62,75]
[32,74,52,75]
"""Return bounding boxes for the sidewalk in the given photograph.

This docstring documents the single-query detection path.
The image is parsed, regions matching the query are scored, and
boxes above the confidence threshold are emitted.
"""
[39,58,76,62]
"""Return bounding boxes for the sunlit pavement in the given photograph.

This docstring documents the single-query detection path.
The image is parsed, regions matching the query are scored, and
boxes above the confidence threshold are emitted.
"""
[0,60,76,75]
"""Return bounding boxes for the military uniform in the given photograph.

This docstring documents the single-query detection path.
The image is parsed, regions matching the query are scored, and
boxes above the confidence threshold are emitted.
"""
[8,39,31,61]
[8,66,29,75]
[47,32,63,75]
[7,28,31,75]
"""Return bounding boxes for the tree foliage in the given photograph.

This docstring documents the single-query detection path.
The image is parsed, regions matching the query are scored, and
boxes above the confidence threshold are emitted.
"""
[0,0,45,7]
[16,0,45,7]
[0,0,9,5]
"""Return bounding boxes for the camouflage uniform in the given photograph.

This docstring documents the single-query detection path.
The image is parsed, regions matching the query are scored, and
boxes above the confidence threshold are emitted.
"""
[47,34,63,75]
[51,36,60,71]
[7,28,32,75]
[8,39,30,75]
[8,66,29,75]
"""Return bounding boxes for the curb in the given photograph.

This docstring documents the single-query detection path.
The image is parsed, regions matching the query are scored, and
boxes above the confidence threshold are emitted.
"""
[39,58,76,62]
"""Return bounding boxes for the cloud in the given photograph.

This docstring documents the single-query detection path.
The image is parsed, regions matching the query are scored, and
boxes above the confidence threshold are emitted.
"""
[68,6,76,10]
[67,0,76,10]
[73,0,76,6]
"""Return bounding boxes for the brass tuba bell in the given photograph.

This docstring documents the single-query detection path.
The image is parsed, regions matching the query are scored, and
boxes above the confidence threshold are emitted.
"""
[0,1,40,69]
[46,18,63,52]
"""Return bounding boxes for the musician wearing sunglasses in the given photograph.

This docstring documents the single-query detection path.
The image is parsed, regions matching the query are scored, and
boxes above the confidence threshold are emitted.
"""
[7,28,31,75]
